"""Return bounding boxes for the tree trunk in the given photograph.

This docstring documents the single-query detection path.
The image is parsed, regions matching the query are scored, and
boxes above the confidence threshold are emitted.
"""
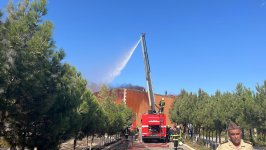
[90,134,94,150]
[204,127,206,142]
[249,128,253,141]
[87,135,89,147]
[208,130,211,147]
[212,131,214,142]
[215,130,218,143]
[201,127,203,143]
[102,136,104,146]
[205,128,208,146]
[73,138,77,150]
[242,129,245,139]
[219,131,221,143]
[100,136,103,146]
[22,131,26,150]
[198,126,201,140]
[10,146,17,150]
[191,126,194,140]
[206,128,209,146]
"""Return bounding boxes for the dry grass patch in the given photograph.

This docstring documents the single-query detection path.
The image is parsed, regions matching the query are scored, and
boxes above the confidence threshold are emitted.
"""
[184,139,209,150]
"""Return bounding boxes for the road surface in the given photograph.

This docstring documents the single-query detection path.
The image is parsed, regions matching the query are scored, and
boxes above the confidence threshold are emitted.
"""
[108,137,193,150]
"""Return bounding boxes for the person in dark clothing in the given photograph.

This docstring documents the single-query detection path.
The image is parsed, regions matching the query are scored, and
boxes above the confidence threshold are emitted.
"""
[166,125,171,142]
[159,98,165,113]
[124,126,130,140]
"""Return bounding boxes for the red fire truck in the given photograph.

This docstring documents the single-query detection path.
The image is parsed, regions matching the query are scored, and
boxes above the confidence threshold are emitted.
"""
[140,33,167,142]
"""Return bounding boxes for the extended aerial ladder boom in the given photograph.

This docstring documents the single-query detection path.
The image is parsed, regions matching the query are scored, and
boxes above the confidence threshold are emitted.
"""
[140,33,167,142]
[140,33,156,113]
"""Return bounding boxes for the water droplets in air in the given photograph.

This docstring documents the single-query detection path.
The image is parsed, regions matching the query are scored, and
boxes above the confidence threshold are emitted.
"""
[105,39,141,83]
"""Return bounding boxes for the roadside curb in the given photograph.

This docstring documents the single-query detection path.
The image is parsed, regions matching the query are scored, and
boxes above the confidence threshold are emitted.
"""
[102,139,124,150]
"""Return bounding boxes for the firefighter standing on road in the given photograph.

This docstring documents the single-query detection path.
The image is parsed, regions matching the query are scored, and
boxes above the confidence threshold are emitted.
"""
[171,126,179,150]
[166,125,171,142]
[171,125,183,150]
[176,126,183,146]
[134,127,139,141]
[159,98,165,113]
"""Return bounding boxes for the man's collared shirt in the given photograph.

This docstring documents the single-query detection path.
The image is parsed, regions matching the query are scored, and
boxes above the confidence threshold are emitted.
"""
[216,139,253,150]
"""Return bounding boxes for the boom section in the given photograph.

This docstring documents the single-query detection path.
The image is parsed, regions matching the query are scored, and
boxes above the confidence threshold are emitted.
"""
[140,33,155,113]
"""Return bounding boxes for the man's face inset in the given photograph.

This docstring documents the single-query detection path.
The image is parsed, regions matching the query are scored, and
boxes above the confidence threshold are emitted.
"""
[228,129,242,146]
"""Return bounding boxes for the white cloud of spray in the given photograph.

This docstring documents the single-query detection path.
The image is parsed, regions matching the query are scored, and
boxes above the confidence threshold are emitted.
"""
[104,39,141,84]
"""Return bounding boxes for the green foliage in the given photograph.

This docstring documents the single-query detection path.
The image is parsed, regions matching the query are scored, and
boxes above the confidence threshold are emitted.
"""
[99,85,120,135]
[0,0,61,149]
[79,91,107,137]
[169,82,266,145]
[254,81,266,132]
[97,85,133,136]
[118,102,134,128]
[0,0,103,149]
[0,0,133,149]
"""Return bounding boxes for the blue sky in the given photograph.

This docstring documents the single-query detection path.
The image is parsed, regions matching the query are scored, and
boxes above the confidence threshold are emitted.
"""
[1,0,266,95]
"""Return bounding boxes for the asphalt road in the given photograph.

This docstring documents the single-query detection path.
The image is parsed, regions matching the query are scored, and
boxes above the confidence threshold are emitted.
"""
[107,138,193,150]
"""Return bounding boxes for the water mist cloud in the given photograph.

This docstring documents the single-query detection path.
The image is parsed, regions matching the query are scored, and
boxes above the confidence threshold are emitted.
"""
[104,39,141,84]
